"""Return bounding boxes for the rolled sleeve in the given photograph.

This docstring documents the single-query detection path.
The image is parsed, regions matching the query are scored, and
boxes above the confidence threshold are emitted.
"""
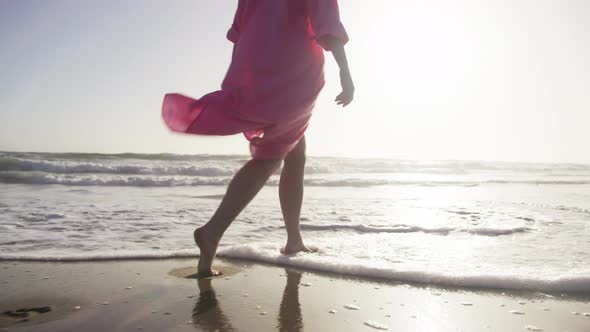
[227,0,244,43]
[227,25,240,43]
[307,0,349,51]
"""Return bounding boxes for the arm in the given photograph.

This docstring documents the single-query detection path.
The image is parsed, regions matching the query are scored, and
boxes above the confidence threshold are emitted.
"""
[325,36,354,107]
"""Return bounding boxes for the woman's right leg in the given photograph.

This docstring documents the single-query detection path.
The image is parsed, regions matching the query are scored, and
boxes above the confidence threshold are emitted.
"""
[279,137,312,254]
[195,158,281,276]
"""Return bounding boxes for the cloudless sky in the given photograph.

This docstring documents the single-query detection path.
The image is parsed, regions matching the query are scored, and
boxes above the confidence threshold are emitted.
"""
[1,0,589,163]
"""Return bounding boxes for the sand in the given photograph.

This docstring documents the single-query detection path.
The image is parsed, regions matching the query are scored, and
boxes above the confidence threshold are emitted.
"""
[1,258,590,331]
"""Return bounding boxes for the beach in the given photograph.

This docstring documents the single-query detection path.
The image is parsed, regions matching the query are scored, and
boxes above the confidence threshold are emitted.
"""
[1,258,589,331]
[2,152,590,330]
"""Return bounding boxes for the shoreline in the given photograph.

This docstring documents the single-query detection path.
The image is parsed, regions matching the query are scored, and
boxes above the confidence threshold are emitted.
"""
[2,253,589,295]
[2,258,590,331]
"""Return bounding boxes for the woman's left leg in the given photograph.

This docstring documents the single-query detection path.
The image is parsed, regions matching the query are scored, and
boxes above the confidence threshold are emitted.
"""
[195,158,281,276]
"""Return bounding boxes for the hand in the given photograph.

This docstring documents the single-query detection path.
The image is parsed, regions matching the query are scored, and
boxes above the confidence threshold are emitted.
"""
[336,69,354,107]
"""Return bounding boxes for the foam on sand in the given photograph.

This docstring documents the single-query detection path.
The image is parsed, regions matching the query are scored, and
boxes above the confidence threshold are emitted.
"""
[344,304,360,310]
[3,244,590,293]
[364,321,389,330]
[215,244,590,292]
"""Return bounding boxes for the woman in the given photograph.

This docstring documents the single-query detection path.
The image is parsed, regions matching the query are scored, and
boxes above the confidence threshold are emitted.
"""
[162,0,354,276]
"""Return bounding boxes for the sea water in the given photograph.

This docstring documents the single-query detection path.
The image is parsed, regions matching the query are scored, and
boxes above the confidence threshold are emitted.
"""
[1,151,589,292]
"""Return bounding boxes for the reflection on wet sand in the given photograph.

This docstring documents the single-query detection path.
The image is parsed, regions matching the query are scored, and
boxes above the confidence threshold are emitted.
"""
[191,269,304,332]
[192,278,236,332]
[277,269,304,332]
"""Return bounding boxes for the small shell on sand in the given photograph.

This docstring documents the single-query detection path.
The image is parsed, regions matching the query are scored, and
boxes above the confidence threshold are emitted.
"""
[42,277,50,279]
[329,310,337,314]
[582,313,590,316]
[525,325,542,331]
[363,320,389,330]
[125,286,133,290]
[344,304,360,310]
[301,282,312,287]
[509,310,525,315]
[259,312,268,316]
[185,321,193,324]
[256,306,262,309]
[74,306,81,310]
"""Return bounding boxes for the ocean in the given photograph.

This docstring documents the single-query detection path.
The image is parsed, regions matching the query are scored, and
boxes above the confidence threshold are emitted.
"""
[1,151,589,293]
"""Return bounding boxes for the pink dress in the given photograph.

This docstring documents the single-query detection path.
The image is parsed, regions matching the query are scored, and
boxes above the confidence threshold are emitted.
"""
[162,0,349,159]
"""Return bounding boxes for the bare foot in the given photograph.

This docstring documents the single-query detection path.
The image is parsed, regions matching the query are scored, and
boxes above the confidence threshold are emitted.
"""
[281,243,318,255]
[194,227,222,277]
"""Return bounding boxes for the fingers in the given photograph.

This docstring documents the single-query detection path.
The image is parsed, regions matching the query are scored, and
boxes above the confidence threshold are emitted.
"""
[335,92,353,107]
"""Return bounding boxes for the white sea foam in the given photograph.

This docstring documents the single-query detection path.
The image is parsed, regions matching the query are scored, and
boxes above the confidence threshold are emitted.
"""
[3,245,588,292]
[0,250,198,261]
[300,223,454,235]
[2,152,590,187]
[2,170,590,187]
[212,244,590,292]
[466,227,532,236]
[299,223,532,237]
[0,157,237,176]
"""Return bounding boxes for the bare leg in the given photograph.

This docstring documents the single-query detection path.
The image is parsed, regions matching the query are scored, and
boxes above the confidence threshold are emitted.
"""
[279,137,313,254]
[195,158,281,276]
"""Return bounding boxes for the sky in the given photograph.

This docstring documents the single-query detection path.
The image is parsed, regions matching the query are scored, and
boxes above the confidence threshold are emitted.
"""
[0,0,589,163]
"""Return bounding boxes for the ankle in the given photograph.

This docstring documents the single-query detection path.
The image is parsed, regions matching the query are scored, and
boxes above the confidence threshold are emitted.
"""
[196,226,221,243]
[286,236,304,246]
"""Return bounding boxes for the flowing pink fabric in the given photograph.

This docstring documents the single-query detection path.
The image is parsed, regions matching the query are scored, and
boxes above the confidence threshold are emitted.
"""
[162,0,348,159]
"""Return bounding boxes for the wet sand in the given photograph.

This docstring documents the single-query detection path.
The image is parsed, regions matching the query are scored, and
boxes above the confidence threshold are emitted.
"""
[1,258,589,331]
